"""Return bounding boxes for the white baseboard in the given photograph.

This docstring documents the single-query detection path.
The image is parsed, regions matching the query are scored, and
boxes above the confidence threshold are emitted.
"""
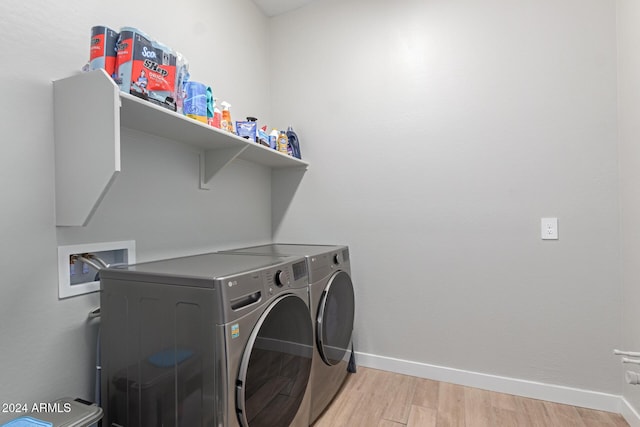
[621,397,640,427]
[355,351,623,415]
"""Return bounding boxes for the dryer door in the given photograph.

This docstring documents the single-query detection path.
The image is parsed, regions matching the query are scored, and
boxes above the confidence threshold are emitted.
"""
[317,270,355,366]
[236,294,313,427]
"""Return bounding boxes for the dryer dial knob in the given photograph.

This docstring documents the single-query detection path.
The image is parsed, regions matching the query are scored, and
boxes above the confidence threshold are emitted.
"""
[274,270,286,287]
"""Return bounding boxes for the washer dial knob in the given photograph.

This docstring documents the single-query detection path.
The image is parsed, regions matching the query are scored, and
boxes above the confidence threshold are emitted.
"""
[333,253,342,265]
[274,270,287,287]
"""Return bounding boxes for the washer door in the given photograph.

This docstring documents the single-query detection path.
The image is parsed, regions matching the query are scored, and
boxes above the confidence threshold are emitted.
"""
[236,294,313,427]
[317,270,355,366]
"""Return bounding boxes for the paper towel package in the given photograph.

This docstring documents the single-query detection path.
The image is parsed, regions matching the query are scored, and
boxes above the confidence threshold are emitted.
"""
[114,27,176,111]
[89,26,118,77]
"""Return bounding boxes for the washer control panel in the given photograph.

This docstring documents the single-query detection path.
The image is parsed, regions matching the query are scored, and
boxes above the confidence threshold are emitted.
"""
[263,260,307,294]
[333,252,342,265]
[274,269,289,287]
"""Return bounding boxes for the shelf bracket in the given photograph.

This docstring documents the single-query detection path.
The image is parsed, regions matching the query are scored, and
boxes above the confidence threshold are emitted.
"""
[199,146,247,189]
[53,69,121,226]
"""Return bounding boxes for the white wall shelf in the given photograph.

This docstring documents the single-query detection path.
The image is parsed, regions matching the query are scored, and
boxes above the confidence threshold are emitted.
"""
[53,69,308,226]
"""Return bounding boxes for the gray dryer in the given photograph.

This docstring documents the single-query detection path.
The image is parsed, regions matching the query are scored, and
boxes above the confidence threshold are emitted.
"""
[222,244,356,424]
[100,252,313,427]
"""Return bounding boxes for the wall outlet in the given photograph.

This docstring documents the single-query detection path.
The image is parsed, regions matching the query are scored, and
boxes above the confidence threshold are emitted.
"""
[541,218,558,240]
[58,240,136,299]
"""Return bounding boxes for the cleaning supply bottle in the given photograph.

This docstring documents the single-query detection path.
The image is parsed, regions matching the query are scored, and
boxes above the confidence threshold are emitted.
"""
[206,87,214,127]
[257,126,269,146]
[277,130,289,155]
[286,125,302,159]
[212,103,221,128]
[269,128,278,150]
[220,101,234,133]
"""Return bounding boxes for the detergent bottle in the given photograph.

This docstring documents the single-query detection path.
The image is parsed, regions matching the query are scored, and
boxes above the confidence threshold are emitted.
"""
[220,101,234,133]
[277,130,289,155]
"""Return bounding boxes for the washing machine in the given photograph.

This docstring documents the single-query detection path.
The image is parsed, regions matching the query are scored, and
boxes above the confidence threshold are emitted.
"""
[222,244,356,424]
[100,252,313,427]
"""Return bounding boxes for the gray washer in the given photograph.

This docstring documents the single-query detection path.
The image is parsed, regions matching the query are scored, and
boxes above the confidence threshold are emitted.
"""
[222,244,356,424]
[100,252,313,427]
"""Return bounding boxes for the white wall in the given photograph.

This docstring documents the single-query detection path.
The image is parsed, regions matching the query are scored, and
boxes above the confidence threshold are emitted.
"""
[271,0,622,394]
[0,0,628,421]
[617,0,640,417]
[0,0,271,421]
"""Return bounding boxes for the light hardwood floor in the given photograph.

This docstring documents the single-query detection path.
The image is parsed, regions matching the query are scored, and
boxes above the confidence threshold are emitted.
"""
[313,367,629,427]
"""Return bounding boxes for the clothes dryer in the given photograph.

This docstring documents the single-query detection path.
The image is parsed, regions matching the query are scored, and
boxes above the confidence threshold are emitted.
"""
[222,244,355,424]
[100,252,313,427]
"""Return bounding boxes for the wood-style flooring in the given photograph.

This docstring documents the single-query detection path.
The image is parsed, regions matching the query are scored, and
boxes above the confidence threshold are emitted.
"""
[313,367,629,427]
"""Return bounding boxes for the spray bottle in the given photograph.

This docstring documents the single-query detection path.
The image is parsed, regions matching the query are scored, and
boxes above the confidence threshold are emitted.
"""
[212,102,222,128]
[220,101,234,133]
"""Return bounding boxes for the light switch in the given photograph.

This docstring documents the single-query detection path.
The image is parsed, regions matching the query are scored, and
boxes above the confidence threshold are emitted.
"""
[541,218,558,240]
